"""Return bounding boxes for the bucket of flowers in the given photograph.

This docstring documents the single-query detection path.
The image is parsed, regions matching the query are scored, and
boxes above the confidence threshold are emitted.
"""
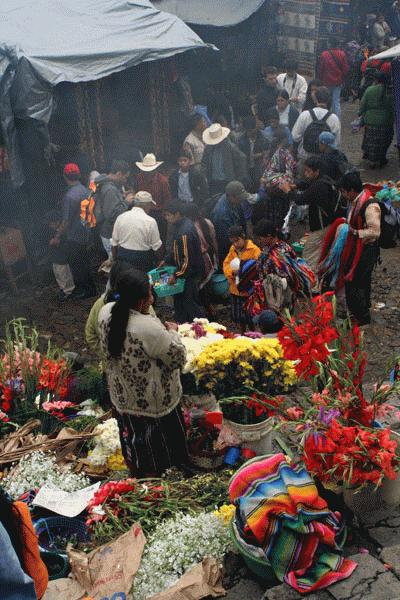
[0,320,73,433]
[276,293,400,514]
[192,337,296,454]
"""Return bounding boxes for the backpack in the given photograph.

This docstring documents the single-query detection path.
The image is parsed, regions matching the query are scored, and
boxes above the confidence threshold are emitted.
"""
[362,198,398,249]
[303,109,332,154]
[80,181,97,229]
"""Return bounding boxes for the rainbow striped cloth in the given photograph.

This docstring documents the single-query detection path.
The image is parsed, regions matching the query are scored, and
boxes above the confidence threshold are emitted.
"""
[229,454,357,594]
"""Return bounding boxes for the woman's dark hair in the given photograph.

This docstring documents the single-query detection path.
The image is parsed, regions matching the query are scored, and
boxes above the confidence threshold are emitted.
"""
[184,203,217,260]
[277,89,290,101]
[110,159,130,174]
[374,70,389,100]
[339,170,363,193]
[228,225,246,239]
[304,156,325,174]
[243,116,257,131]
[254,219,276,238]
[190,113,204,129]
[105,260,134,303]
[108,269,150,358]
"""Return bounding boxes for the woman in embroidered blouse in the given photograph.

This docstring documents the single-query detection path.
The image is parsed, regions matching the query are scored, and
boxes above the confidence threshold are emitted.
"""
[98,268,188,477]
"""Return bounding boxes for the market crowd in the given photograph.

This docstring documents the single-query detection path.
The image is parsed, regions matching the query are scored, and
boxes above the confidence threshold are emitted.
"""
[45,35,397,479]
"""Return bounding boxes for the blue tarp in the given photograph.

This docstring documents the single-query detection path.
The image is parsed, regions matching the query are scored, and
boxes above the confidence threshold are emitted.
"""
[0,0,212,186]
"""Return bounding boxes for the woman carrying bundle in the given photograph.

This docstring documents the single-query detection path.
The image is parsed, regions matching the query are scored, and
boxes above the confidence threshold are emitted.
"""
[360,71,394,168]
[98,268,188,477]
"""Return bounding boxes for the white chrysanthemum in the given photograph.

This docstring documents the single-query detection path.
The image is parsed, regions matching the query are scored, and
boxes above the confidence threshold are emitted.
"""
[87,418,121,467]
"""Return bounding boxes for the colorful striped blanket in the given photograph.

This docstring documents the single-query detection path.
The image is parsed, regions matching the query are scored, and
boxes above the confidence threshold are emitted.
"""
[229,454,357,594]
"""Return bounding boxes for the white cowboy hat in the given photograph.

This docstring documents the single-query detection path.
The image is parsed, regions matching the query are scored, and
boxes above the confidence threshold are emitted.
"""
[202,123,230,146]
[136,153,163,172]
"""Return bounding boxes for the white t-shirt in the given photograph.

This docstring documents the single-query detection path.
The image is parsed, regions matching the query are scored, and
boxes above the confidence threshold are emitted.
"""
[111,207,162,251]
[278,104,291,127]
[291,107,341,159]
[277,72,308,111]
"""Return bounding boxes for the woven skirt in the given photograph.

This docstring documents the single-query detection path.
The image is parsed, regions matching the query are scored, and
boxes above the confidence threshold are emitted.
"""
[114,405,188,477]
[362,125,393,163]
[231,294,253,327]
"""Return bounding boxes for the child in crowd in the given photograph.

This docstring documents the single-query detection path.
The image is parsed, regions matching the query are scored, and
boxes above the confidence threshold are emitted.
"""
[44,210,75,301]
[254,309,283,337]
[223,225,261,334]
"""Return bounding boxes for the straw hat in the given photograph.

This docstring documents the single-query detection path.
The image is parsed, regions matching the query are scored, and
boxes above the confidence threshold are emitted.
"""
[136,153,163,172]
[202,123,230,146]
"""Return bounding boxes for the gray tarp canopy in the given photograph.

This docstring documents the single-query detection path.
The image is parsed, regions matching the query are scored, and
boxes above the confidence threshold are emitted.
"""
[0,0,212,186]
[152,0,266,27]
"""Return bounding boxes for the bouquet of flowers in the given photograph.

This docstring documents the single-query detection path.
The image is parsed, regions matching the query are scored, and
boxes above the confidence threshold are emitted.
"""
[276,294,400,488]
[192,337,296,400]
[87,418,125,472]
[0,320,72,427]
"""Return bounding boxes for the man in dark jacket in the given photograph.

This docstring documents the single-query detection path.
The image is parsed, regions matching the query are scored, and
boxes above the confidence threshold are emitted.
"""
[211,181,249,262]
[164,201,206,323]
[279,157,339,273]
[238,116,270,192]
[51,163,96,299]
[202,123,247,195]
[256,66,279,125]
[169,150,209,207]
[94,160,132,257]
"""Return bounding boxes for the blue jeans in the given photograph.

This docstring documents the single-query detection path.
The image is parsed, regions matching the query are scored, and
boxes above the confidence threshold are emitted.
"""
[329,85,342,119]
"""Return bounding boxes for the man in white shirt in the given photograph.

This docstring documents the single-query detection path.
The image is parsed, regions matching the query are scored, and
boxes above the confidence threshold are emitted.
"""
[111,191,162,272]
[291,87,341,161]
[277,59,308,112]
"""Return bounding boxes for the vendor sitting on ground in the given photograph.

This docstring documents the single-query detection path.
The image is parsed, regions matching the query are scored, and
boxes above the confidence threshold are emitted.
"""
[98,268,188,477]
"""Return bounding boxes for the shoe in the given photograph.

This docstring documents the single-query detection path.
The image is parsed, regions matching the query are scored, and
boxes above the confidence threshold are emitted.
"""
[73,288,97,300]
[57,290,73,302]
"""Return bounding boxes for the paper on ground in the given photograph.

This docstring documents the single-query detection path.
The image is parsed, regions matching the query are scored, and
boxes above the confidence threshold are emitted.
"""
[32,482,101,517]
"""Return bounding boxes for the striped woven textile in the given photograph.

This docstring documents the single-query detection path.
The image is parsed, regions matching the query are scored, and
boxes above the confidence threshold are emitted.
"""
[229,454,357,594]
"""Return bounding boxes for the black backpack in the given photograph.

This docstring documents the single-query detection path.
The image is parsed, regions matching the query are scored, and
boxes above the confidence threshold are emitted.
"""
[362,199,398,249]
[303,109,332,154]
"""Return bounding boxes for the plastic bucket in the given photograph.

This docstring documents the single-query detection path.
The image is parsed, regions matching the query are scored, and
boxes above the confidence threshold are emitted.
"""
[211,273,229,296]
[224,417,274,455]
[292,242,304,256]
[229,521,275,583]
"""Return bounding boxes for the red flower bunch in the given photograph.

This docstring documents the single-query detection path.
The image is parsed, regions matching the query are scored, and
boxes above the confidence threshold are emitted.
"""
[303,419,399,487]
[86,479,136,527]
[38,358,70,399]
[0,384,13,412]
[246,393,284,418]
[278,293,339,380]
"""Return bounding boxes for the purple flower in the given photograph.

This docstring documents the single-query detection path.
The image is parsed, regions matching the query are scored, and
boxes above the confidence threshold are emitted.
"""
[318,406,340,426]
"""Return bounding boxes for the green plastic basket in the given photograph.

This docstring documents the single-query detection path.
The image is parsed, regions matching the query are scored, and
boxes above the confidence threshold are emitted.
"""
[211,273,229,296]
[292,242,304,257]
[229,521,276,583]
[148,266,185,298]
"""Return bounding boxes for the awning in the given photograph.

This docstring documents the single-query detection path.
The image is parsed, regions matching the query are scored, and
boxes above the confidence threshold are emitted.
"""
[151,0,266,27]
[0,0,213,186]
[372,44,400,60]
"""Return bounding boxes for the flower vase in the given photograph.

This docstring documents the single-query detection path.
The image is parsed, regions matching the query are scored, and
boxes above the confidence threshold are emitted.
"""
[224,417,274,455]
